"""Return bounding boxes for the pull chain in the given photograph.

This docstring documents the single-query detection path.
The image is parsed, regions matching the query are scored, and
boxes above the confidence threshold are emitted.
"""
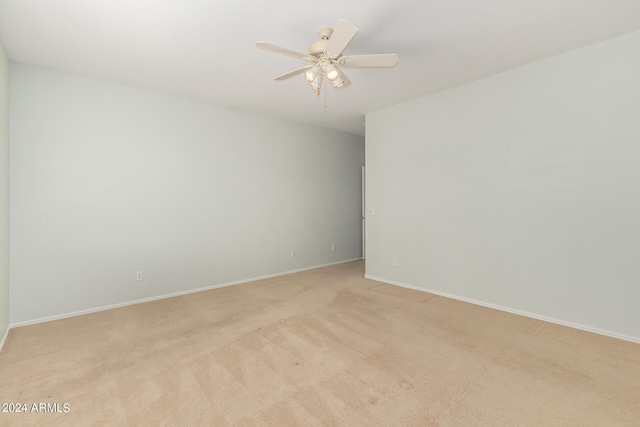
[314,75,329,110]
[324,76,328,110]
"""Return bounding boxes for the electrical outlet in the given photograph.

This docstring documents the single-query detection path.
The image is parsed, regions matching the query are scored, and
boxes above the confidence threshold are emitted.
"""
[290,250,296,258]
[331,244,335,252]
[392,258,398,267]
[136,271,143,281]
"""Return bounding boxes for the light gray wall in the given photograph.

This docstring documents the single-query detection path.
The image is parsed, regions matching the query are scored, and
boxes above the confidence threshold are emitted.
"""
[365,30,640,342]
[10,63,364,324]
[0,39,9,344]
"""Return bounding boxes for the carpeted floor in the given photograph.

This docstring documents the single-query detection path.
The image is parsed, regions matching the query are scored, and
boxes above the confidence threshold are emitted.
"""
[1,260,639,426]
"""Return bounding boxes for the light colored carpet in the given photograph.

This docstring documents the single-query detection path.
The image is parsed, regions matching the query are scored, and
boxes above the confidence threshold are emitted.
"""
[1,260,639,426]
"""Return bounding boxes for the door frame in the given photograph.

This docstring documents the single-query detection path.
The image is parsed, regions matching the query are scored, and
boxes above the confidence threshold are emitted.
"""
[361,166,365,260]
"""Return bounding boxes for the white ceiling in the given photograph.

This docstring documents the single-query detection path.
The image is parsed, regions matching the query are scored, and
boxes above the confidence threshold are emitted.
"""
[1,1,640,136]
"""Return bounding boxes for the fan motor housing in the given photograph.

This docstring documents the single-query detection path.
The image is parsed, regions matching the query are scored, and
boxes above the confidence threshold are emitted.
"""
[308,27,333,57]
[308,40,328,56]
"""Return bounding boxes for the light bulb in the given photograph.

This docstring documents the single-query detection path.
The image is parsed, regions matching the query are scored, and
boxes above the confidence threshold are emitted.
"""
[326,65,339,81]
[305,66,319,82]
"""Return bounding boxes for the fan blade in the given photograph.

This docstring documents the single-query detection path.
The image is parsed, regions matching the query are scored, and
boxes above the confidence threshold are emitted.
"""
[256,42,314,62]
[326,20,358,58]
[274,65,313,81]
[338,54,399,68]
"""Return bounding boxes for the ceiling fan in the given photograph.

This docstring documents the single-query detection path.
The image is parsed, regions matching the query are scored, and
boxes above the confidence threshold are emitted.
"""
[256,20,399,94]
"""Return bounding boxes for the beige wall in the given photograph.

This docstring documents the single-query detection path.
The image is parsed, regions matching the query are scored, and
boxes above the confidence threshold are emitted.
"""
[10,64,364,324]
[0,38,10,347]
[366,30,640,342]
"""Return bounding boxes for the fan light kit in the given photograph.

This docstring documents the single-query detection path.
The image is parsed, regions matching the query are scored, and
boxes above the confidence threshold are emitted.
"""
[257,20,399,98]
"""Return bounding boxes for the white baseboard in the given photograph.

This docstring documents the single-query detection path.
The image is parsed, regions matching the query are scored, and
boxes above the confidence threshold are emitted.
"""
[0,325,9,354]
[364,274,640,345]
[10,258,362,329]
